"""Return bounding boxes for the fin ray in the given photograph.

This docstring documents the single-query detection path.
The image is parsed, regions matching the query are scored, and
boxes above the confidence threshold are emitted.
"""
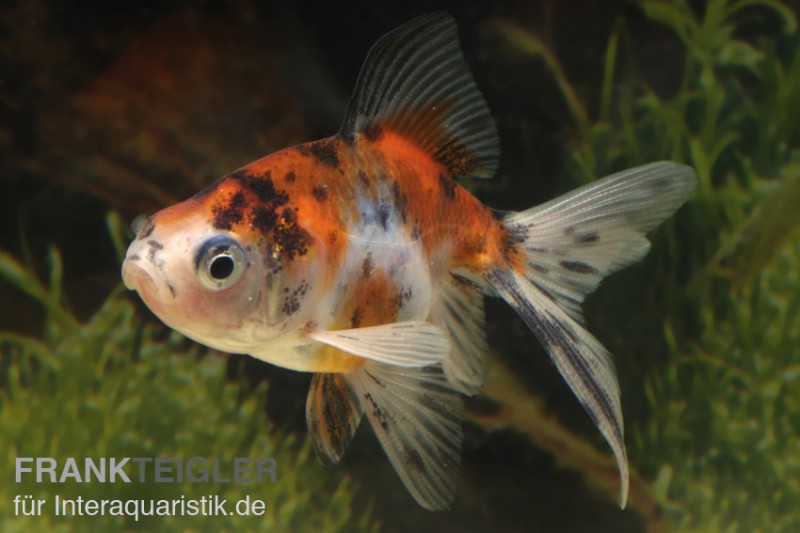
[340,12,500,178]
[430,271,489,394]
[309,321,450,367]
[306,373,364,466]
[490,161,696,507]
[349,363,463,510]
[504,162,697,322]
[487,268,629,507]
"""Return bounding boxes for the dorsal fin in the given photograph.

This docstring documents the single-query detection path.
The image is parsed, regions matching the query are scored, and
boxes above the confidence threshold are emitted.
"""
[340,12,500,179]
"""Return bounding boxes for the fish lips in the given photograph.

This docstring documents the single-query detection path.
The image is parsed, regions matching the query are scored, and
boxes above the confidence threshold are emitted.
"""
[122,259,176,306]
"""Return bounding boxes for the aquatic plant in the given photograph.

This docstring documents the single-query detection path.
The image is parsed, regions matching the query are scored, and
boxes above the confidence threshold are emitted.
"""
[0,233,376,531]
[2,1,798,529]
[487,0,800,530]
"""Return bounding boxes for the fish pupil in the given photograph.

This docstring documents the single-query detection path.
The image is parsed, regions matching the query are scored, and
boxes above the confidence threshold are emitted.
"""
[209,255,235,280]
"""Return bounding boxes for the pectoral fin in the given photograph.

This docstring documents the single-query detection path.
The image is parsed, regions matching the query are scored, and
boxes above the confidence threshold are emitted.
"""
[309,321,450,367]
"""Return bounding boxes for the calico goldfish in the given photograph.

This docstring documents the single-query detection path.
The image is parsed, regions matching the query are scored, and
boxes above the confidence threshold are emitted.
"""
[121,12,696,510]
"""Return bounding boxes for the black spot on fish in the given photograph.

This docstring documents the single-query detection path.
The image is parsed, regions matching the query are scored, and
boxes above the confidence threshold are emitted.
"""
[281,280,309,316]
[356,170,370,188]
[527,245,567,257]
[318,376,352,460]
[146,239,164,266]
[284,170,296,183]
[295,145,310,157]
[249,175,288,205]
[529,262,549,274]
[364,392,389,431]
[228,170,247,182]
[251,206,279,234]
[231,170,288,205]
[350,307,363,328]
[391,287,413,314]
[391,181,407,223]
[282,296,300,316]
[273,207,311,261]
[309,139,340,168]
[533,309,623,446]
[138,217,156,239]
[557,314,580,343]
[404,447,426,474]
[362,254,374,279]
[212,191,247,230]
[434,137,480,176]
[575,232,600,244]
[438,173,456,200]
[507,225,527,244]
[560,260,599,275]
[231,172,295,245]
[362,122,384,142]
[450,272,481,291]
[376,203,391,230]
[366,371,383,387]
[312,185,328,202]
[411,224,421,241]
[502,224,527,260]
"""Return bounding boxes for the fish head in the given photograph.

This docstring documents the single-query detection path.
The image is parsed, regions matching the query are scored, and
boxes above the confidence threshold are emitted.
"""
[122,177,323,353]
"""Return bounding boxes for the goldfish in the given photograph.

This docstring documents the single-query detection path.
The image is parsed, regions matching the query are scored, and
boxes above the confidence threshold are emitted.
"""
[121,12,696,510]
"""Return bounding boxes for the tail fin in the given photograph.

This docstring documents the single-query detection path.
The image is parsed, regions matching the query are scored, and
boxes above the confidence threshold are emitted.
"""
[488,162,697,507]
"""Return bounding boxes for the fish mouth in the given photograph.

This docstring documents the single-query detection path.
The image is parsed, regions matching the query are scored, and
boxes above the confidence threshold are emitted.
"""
[122,260,172,301]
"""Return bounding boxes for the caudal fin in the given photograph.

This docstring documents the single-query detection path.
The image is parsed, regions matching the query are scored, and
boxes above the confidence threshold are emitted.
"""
[487,162,697,507]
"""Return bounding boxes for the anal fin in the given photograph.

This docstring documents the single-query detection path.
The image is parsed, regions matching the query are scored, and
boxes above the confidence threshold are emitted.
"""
[349,362,464,510]
[430,271,489,394]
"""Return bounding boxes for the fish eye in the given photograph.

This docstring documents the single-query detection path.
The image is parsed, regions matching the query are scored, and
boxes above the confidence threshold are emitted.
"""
[195,235,248,290]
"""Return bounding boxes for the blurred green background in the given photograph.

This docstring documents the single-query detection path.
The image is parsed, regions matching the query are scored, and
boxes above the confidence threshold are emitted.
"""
[1,0,799,531]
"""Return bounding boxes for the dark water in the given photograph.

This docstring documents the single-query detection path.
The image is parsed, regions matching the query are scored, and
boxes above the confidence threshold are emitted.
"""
[2,1,799,531]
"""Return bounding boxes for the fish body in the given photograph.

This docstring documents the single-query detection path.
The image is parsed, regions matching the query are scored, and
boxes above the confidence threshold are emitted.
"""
[127,131,500,372]
[122,12,696,510]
